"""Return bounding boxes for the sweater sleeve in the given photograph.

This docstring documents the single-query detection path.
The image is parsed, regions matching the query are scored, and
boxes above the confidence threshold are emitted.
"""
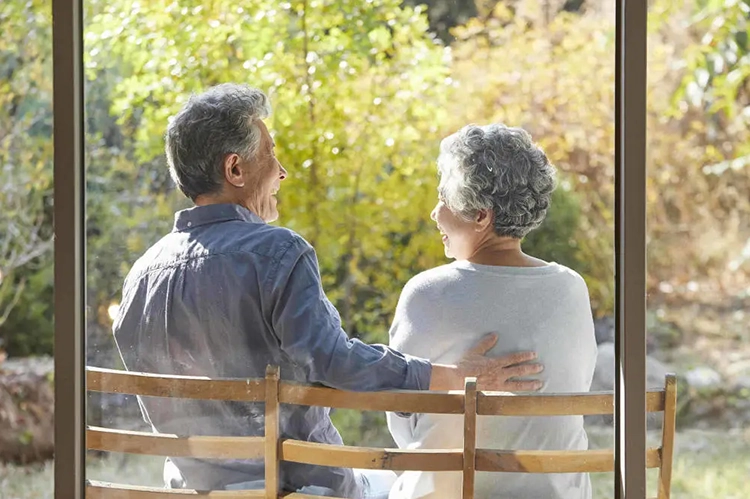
[386,273,445,442]
[387,275,445,357]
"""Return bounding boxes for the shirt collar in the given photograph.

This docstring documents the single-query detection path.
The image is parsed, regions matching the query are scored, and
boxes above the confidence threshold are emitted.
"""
[172,203,265,232]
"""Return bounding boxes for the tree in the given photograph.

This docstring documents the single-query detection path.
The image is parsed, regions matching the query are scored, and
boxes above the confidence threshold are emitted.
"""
[675,0,749,125]
[447,3,617,313]
[671,0,750,272]
[0,0,54,340]
[85,0,455,338]
[0,0,180,356]
[0,168,52,331]
[446,0,750,313]
[648,0,750,297]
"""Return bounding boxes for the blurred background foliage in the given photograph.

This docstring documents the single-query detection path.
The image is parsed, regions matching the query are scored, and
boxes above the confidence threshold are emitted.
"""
[0,0,749,444]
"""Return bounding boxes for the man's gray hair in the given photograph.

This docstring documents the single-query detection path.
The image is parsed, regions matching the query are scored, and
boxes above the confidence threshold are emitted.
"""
[437,124,556,239]
[165,83,272,201]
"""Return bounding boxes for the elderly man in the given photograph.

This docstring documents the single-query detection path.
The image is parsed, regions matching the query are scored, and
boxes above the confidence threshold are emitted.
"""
[112,83,543,498]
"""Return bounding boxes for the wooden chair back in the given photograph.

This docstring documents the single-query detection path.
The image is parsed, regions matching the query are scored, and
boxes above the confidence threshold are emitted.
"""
[85,365,677,499]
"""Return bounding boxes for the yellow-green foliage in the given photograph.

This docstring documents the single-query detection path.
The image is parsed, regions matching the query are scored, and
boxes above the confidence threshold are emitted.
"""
[81,0,593,340]
[447,5,618,312]
[1,0,748,359]
[84,0,456,338]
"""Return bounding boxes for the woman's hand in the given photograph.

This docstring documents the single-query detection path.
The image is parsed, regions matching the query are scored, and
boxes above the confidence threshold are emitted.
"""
[429,334,543,391]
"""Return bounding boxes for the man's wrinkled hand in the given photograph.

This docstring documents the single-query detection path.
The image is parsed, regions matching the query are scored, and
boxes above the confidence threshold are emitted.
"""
[456,333,543,392]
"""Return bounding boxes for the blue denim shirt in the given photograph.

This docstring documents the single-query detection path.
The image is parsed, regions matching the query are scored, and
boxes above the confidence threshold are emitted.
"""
[112,203,432,497]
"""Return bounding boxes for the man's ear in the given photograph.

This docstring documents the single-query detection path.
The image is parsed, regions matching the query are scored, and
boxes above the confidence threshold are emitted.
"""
[475,209,493,232]
[223,153,245,188]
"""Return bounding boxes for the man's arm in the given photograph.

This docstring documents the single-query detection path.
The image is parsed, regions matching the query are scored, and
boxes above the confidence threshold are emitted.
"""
[269,236,542,392]
[268,237,430,392]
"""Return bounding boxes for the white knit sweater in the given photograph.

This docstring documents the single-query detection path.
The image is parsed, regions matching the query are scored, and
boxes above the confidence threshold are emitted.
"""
[387,260,597,499]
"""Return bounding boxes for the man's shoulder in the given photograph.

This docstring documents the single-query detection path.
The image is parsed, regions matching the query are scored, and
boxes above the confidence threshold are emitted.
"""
[126,224,312,280]
[125,232,178,275]
[193,221,312,259]
[236,223,312,259]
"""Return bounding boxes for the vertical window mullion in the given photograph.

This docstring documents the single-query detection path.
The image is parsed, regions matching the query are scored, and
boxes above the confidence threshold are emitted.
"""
[615,0,648,497]
[52,0,86,497]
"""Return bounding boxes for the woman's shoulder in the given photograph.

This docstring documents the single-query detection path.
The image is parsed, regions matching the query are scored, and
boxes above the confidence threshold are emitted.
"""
[549,263,589,289]
[402,263,467,296]
[390,265,465,353]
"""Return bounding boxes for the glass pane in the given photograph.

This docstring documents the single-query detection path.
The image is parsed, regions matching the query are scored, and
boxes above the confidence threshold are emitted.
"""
[0,0,56,497]
[82,1,618,498]
[646,0,750,498]
[83,0,181,487]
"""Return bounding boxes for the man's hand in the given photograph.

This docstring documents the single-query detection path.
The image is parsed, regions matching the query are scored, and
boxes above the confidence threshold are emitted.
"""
[429,334,543,391]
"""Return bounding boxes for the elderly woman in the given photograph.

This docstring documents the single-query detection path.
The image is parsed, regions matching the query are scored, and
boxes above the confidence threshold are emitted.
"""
[387,124,597,499]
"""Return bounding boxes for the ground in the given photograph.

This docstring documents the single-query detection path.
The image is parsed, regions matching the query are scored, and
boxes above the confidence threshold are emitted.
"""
[653,301,750,387]
[648,301,750,430]
[1,428,748,499]
[588,427,750,499]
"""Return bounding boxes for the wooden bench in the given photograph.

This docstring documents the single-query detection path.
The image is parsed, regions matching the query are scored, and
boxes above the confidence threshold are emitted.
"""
[85,365,677,499]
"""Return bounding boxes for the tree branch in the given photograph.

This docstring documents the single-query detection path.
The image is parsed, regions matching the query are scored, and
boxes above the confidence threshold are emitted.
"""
[0,277,26,329]
[301,0,320,246]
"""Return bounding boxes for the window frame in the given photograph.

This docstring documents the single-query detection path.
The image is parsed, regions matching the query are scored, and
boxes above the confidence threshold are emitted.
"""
[51,0,649,496]
[52,0,86,495]
[615,0,648,497]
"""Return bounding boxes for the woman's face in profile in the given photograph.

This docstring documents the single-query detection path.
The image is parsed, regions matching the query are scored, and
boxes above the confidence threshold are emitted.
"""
[430,193,478,260]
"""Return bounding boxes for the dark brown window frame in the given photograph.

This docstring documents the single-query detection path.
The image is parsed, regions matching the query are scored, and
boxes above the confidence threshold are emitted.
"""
[615,0,648,497]
[51,0,648,496]
[53,0,86,496]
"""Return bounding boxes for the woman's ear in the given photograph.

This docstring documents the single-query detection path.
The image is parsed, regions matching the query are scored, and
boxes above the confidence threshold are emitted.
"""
[475,209,493,232]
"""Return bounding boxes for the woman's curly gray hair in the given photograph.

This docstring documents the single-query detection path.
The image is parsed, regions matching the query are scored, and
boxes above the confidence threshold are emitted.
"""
[437,124,556,239]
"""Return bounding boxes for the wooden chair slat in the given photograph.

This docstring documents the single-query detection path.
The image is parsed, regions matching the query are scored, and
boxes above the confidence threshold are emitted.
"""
[461,377,478,499]
[278,384,465,414]
[280,494,350,499]
[86,481,264,498]
[280,440,463,471]
[87,427,264,459]
[265,366,281,499]
[475,447,661,473]
[87,367,265,401]
[476,390,664,416]
[85,367,676,498]
[657,374,677,499]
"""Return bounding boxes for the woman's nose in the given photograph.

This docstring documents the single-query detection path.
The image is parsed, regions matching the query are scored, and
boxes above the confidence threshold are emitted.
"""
[430,206,437,221]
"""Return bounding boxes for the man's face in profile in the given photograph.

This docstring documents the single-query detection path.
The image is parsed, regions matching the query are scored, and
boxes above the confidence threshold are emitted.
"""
[239,120,287,222]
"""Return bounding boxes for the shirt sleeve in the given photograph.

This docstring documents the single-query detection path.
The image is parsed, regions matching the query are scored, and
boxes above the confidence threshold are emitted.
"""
[267,236,432,392]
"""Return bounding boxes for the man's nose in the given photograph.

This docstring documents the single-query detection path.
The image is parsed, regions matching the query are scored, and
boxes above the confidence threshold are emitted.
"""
[279,163,288,180]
